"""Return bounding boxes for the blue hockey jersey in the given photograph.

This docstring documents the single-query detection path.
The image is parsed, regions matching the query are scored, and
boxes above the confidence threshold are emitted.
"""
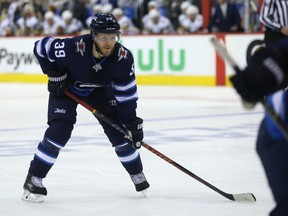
[262,38,288,140]
[33,34,138,123]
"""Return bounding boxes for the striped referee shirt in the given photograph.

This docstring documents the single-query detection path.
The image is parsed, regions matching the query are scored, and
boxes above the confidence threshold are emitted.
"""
[260,0,288,31]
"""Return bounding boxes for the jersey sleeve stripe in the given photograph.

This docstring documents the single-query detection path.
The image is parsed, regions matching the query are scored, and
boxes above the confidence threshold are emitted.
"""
[45,37,55,62]
[112,79,136,92]
[115,92,138,103]
[35,37,55,62]
[35,40,45,58]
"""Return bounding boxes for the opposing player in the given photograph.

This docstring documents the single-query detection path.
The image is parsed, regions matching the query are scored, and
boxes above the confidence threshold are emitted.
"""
[230,40,288,216]
[22,13,149,203]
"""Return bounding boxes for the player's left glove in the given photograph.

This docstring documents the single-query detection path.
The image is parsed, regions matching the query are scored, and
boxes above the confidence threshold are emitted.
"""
[124,117,144,149]
[230,47,288,104]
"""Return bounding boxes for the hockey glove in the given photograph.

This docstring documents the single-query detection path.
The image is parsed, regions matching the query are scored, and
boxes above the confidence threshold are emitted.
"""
[47,71,67,97]
[124,117,144,149]
[230,47,288,104]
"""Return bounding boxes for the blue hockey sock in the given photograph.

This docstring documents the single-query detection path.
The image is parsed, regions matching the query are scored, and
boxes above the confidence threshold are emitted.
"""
[115,142,143,175]
[29,137,64,178]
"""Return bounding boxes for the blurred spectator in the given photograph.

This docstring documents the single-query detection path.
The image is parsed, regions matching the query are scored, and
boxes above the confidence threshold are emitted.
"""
[178,4,203,33]
[167,0,184,29]
[61,0,89,26]
[7,0,21,23]
[117,0,134,20]
[0,11,16,36]
[0,0,260,36]
[85,4,102,28]
[207,0,243,32]
[16,3,39,36]
[1,0,10,11]
[249,0,260,32]
[32,0,47,17]
[155,0,169,17]
[46,4,58,15]
[134,0,150,29]
[112,7,140,35]
[61,10,83,35]
[142,1,159,25]
[178,1,192,29]
[92,0,118,8]
[101,3,113,13]
[142,8,174,34]
[42,11,64,35]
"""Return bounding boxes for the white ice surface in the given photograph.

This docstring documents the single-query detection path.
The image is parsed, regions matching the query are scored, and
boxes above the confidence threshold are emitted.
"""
[0,84,274,216]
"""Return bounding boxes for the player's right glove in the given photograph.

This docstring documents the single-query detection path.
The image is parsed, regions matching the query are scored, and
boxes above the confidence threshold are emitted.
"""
[230,47,288,104]
[124,117,144,149]
[47,71,67,97]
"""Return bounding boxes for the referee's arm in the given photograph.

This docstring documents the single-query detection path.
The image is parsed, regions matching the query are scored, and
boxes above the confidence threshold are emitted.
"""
[260,0,288,34]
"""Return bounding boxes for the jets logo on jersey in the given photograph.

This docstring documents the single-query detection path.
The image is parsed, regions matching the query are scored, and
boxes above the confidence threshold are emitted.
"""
[117,46,127,62]
[76,38,85,57]
[92,63,102,72]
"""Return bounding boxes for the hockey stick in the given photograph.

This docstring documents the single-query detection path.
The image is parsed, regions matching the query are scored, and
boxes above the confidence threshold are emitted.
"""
[65,89,256,202]
[210,37,288,141]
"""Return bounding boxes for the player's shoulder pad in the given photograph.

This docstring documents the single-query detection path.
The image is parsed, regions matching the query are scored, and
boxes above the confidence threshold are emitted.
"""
[114,43,133,62]
[68,34,92,57]
[65,34,92,52]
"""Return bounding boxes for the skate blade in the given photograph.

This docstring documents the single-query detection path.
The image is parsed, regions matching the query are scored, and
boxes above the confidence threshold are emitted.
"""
[22,190,45,203]
[141,189,148,198]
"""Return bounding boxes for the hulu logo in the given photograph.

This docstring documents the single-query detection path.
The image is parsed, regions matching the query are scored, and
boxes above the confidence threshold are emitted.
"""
[121,39,186,73]
[138,40,185,72]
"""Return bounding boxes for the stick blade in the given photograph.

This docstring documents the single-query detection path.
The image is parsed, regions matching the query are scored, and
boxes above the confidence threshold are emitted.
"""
[232,193,256,202]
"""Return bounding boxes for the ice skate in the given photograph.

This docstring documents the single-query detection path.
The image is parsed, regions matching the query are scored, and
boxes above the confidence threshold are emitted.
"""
[130,172,150,197]
[22,173,47,203]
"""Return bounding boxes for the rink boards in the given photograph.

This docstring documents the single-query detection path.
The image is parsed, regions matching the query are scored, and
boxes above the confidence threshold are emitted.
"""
[0,33,263,86]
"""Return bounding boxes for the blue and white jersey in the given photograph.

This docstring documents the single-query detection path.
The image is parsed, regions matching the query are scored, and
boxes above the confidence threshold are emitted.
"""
[33,34,138,123]
[264,89,288,140]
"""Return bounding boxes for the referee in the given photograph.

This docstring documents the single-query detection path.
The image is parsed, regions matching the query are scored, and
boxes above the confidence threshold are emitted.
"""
[260,0,288,44]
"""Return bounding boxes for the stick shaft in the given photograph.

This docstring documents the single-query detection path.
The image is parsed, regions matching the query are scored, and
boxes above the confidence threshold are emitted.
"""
[142,143,236,200]
[65,90,126,134]
[64,89,255,201]
[211,37,288,141]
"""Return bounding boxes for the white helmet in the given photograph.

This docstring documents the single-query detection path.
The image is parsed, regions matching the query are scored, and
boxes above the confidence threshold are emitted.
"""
[101,3,113,14]
[62,10,73,20]
[112,8,123,17]
[149,9,160,18]
[44,11,54,20]
[180,1,191,11]
[186,5,199,15]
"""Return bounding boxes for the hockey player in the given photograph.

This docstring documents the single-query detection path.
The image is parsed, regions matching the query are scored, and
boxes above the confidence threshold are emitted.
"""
[229,39,288,216]
[22,13,149,203]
